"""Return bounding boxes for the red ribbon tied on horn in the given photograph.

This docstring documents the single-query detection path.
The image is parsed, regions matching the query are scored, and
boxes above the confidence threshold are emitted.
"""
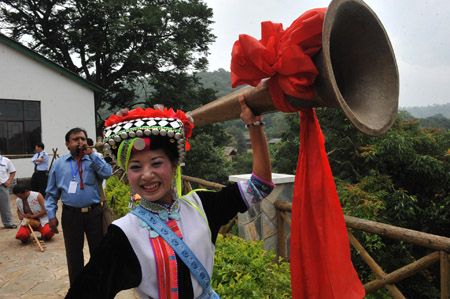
[231,8,327,112]
[230,7,365,299]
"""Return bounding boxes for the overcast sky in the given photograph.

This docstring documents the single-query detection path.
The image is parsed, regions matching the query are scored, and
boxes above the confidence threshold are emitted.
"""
[204,0,450,108]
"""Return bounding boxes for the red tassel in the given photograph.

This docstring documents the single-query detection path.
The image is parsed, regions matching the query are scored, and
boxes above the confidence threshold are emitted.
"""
[290,109,365,298]
[78,153,84,190]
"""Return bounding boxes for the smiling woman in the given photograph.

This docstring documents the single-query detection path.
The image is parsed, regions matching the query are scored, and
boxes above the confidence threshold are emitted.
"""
[127,149,177,205]
[66,99,275,299]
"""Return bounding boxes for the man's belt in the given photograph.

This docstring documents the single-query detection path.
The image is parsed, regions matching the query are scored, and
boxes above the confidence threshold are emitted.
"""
[63,203,101,213]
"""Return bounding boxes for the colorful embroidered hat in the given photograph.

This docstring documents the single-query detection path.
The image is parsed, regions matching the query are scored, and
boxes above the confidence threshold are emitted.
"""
[102,106,194,169]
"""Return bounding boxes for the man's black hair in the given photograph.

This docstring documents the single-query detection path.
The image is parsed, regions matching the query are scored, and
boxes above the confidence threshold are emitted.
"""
[36,142,45,149]
[13,183,29,194]
[65,127,88,142]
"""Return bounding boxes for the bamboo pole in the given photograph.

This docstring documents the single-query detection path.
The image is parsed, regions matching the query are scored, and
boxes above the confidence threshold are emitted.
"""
[28,224,44,252]
[348,231,405,298]
[441,251,450,299]
[364,251,440,294]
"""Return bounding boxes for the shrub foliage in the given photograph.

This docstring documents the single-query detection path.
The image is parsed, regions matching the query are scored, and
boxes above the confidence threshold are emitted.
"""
[212,235,291,298]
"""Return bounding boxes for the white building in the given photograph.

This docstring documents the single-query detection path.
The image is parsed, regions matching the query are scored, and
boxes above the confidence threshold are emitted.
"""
[0,34,103,179]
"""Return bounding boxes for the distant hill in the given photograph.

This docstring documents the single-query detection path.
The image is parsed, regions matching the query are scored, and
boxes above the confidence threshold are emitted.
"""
[401,103,450,119]
[197,68,236,99]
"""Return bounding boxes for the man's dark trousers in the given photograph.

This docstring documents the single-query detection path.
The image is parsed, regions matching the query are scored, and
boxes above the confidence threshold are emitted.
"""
[31,170,48,196]
[62,203,103,285]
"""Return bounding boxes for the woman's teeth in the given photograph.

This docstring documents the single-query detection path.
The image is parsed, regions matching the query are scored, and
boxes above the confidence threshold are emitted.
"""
[143,183,160,190]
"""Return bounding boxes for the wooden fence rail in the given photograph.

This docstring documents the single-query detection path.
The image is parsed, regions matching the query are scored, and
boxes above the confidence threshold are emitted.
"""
[274,200,450,298]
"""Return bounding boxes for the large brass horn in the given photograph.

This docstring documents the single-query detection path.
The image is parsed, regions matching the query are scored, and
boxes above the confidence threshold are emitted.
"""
[188,0,399,136]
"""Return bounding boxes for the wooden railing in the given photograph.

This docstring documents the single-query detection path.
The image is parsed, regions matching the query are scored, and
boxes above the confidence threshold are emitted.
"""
[168,175,450,297]
[181,174,226,192]
[274,200,450,298]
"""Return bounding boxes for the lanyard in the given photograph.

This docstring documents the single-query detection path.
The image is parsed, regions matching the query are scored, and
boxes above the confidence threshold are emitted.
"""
[69,159,81,180]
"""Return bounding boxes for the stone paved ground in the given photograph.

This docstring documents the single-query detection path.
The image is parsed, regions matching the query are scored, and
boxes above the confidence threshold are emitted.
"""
[0,193,138,299]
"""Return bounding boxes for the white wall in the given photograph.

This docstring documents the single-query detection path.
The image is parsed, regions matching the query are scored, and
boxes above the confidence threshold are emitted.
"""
[0,42,97,179]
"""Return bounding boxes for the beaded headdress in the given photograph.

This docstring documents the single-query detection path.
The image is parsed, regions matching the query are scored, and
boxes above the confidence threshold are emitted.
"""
[102,107,194,170]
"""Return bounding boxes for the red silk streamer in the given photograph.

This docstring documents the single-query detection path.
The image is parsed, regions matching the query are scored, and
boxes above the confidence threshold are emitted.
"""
[292,109,365,298]
[230,7,365,298]
[231,8,327,112]
[78,150,84,190]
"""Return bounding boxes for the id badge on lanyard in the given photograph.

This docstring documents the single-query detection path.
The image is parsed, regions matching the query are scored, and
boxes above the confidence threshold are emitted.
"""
[68,180,78,193]
[69,160,80,193]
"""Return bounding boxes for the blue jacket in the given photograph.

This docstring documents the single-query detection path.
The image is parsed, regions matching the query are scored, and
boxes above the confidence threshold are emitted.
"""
[45,153,112,219]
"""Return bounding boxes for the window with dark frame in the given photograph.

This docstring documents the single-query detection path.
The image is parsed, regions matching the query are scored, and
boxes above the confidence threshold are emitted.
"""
[0,99,41,156]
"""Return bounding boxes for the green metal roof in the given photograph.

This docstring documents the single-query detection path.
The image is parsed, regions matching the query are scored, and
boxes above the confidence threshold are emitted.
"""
[0,33,104,93]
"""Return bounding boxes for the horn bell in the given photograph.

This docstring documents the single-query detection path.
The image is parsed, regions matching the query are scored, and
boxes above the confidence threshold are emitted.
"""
[189,0,399,137]
[305,0,399,136]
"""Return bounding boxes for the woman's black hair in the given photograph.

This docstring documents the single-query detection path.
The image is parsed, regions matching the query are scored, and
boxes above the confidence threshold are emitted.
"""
[148,135,179,164]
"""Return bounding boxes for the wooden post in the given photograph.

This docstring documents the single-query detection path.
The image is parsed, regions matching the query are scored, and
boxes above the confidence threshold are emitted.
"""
[348,231,405,298]
[277,210,286,260]
[364,251,440,294]
[219,216,237,235]
[275,201,292,260]
[48,148,59,172]
[441,251,450,299]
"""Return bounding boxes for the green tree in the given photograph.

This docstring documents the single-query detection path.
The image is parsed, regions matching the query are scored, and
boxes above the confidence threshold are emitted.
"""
[263,112,287,140]
[271,112,300,174]
[327,111,450,297]
[183,133,232,186]
[225,125,247,153]
[0,0,216,130]
[270,107,450,297]
[418,113,450,129]
[230,151,253,175]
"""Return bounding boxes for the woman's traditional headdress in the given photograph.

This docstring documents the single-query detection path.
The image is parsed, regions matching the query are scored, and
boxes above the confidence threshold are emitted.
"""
[102,106,194,169]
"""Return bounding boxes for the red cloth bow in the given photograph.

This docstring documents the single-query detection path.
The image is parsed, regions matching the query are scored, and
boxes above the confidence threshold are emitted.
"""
[231,8,327,112]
